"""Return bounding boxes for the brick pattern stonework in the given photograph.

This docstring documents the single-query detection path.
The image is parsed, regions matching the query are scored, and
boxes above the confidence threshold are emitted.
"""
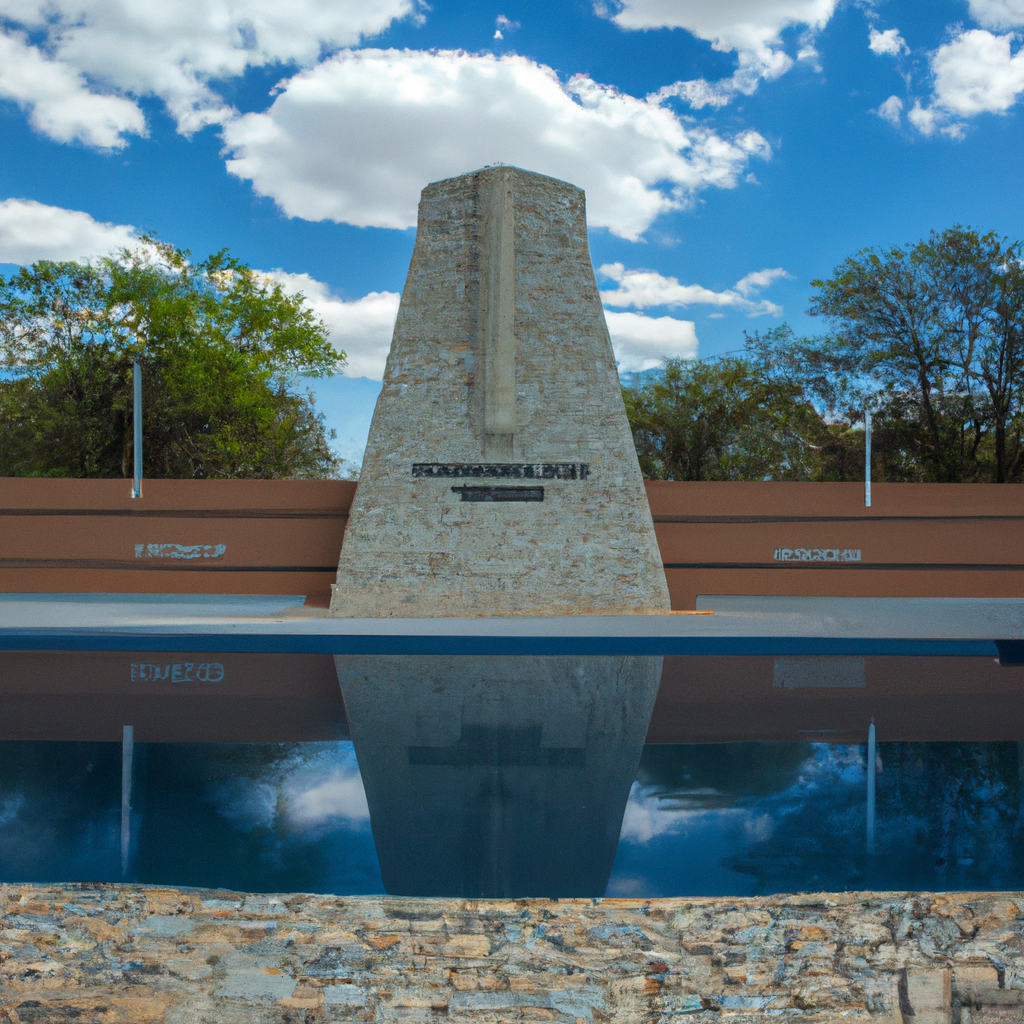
[330,167,669,618]
[3,884,1023,1022]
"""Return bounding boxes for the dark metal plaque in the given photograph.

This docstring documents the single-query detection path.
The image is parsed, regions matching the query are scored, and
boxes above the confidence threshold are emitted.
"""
[452,486,544,503]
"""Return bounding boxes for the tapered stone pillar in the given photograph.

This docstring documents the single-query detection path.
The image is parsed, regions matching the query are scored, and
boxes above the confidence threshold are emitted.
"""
[330,165,669,618]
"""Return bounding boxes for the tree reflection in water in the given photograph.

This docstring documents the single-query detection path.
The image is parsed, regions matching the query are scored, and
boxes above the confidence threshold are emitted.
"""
[611,742,1024,897]
[0,741,382,894]
[4,739,1024,897]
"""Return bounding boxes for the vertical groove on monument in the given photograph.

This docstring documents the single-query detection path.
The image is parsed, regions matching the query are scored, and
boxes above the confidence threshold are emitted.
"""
[331,165,669,617]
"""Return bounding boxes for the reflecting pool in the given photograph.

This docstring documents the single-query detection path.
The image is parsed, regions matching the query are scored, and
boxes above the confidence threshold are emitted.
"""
[1,651,1023,897]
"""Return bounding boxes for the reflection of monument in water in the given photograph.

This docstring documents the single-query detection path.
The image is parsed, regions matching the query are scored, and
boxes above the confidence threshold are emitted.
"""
[332,166,669,896]
[338,655,660,896]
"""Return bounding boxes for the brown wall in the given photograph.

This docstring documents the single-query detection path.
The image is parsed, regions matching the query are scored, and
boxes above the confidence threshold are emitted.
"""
[1,478,1021,607]
[649,655,1024,744]
[5,648,1022,744]
[648,480,1024,608]
[0,650,347,742]
[0,478,354,607]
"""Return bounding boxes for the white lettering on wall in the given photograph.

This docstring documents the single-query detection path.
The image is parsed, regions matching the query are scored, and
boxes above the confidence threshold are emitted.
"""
[134,543,226,559]
[130,662,225,683]
[773,548,862,563]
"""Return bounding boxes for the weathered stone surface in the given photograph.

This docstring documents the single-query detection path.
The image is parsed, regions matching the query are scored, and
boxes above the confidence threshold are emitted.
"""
[3,885,1023,1022]
[331,166,670,618]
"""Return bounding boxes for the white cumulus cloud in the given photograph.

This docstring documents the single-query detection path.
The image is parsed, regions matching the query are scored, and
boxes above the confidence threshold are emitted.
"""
[733,266,790,297]
[901,27,1024,138]
[598,262,786,315]
[0,0,417,145]
[221,48,771,241]
[605,310,698,372]
[494,13,519,39]
[0,31,146,149]
[0,199,138,265]
[932,28,1024,115]
[967,0,1024,29]
[611,0,837,107]
[604,0,835,55]
[907,99,940,135]
[875,95,904,126]
[270,271,400,380]
[868,27,908,56]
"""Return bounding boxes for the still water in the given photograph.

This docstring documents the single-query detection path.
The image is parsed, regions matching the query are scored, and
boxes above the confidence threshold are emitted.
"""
[1,651,1023,897]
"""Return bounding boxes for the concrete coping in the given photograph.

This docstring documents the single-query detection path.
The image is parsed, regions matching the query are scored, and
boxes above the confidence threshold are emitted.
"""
[0,594,1022,656]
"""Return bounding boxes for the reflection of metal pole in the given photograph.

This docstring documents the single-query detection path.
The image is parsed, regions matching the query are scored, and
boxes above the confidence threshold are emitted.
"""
[866,717,876,857]
[131,360,142,499]
[864,407,872,508]
[121,724,134,876]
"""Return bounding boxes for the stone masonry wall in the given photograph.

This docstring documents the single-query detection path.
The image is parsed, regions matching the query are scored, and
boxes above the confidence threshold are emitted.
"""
[331,167,669,618]
[3,884,1023,1022]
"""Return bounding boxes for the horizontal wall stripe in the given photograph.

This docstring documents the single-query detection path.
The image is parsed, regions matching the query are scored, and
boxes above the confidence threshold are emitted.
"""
[0,560,338,572]
[664,562,1024,571]
[0,508,347,519]
[0,633,999,657]
[3,559,1018,572]
[653,514,1024,524]
[4,511,1008,523]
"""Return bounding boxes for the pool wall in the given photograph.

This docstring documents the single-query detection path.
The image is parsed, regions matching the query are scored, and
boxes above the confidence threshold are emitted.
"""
[2,882,1021,1021]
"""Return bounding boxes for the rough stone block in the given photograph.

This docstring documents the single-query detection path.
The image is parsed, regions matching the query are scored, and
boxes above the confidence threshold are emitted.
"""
[904,967,952,1023]
[331,166,669,618]
[6,886,1024,1023]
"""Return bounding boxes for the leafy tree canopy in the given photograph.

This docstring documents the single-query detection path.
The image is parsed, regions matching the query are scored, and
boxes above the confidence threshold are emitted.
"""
[625,226,1024,483]
[0,239,346,479]
[623,330,865,482]
[808,226,1024,482]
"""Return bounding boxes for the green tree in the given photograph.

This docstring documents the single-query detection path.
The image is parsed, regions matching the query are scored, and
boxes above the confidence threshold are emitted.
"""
[0,240,345,479]
[808,226,1024,482]
[622,348,832,481]
[742,323,869,482]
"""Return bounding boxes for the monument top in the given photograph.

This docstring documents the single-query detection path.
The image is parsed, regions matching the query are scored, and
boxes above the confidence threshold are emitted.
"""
[331,165,670,617]
[430,163,577,188]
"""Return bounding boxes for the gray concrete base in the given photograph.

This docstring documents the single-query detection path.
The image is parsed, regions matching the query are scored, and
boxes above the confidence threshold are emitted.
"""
[0,595,1021,656]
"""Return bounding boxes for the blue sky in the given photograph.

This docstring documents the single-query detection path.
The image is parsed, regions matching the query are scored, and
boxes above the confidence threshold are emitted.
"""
[1,0,1022,466]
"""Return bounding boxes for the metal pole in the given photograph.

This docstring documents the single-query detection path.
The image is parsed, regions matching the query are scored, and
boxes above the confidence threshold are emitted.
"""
[132,359,142,499]
[121,724,134,876]
[866,717,876,857]
[864,406,872,508]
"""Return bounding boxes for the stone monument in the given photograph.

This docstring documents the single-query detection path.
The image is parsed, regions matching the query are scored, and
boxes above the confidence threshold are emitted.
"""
[330,165,669,617]
[333,166,668,896]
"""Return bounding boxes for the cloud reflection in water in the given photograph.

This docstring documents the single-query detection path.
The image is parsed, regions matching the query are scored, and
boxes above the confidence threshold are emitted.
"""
[207,743,370,835]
